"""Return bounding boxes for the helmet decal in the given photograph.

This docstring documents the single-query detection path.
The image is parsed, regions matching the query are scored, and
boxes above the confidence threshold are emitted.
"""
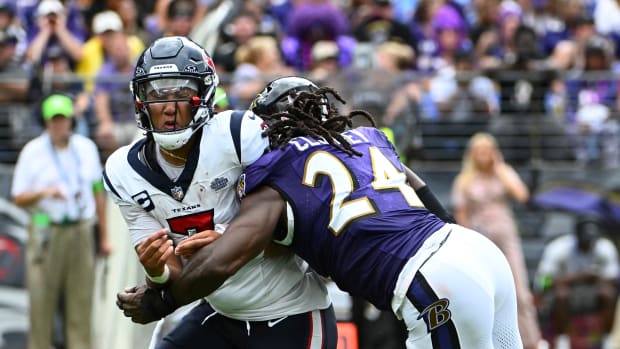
[249,91,263,111]
[149,64,178,73]
[135,66,146,76]
[203,53,215,71]
[236,173,246,199]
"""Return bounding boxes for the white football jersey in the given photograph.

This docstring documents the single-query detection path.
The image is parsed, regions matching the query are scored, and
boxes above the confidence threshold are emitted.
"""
[104,110,330,320]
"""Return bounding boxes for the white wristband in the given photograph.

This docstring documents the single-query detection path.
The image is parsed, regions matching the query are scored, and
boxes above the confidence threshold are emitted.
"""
[214,223,227,234]
[145,264,170,284]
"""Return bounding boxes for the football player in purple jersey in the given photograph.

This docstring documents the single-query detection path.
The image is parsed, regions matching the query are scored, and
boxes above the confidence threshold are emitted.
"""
[118,77,523,348]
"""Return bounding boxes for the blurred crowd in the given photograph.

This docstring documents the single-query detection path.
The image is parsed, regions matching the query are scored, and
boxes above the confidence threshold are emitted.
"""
[0,0,620,167]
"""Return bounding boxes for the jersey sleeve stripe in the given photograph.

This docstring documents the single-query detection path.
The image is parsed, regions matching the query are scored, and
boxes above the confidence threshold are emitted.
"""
[229,110,245,163]
[102,169,121,199]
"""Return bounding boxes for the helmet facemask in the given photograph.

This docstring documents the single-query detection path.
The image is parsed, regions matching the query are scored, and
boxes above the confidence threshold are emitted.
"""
[133,75,216,149]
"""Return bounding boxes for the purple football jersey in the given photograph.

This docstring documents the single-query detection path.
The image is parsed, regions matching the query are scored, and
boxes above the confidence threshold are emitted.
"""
[242,127,445,309]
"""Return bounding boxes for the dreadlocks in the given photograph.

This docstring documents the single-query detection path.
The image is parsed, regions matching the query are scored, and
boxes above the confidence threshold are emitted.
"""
[262,87,376,157]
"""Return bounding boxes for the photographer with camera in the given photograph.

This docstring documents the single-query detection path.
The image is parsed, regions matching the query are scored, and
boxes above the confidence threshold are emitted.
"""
[24,0,84,67]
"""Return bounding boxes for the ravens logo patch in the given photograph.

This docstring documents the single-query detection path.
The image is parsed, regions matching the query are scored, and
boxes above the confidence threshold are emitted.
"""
[236,173,246,199]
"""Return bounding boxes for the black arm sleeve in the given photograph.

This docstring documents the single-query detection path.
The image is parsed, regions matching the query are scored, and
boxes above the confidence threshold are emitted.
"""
[415,185,456,224]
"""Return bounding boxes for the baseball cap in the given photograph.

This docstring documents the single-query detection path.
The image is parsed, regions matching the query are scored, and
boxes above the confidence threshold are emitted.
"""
[36,0,64,17]
[42,94,74,121]
[92,10,123,34]
[499,0,522,21]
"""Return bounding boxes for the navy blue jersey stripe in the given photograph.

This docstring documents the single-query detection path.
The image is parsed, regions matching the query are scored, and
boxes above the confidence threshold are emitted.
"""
[319,309,325,348]
[128,131,201,201]
[229,110,244,163]
[102,169,120,199]
[408,272,461,348]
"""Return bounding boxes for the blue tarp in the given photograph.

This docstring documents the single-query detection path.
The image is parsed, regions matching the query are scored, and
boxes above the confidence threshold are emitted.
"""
[532,181,620,227]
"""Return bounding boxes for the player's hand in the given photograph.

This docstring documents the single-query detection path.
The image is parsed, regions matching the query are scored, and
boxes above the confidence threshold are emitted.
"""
[175,230,222,259]
[137,229,173,276]
[116,285,177,324]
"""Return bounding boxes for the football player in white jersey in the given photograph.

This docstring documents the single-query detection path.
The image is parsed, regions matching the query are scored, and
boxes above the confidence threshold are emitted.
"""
[103,36,336,348]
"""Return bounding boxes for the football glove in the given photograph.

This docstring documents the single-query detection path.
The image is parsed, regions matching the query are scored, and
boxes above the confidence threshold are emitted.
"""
[116,285,177,324]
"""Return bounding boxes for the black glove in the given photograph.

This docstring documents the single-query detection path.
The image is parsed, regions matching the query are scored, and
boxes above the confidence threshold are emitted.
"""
[116,285,178,324]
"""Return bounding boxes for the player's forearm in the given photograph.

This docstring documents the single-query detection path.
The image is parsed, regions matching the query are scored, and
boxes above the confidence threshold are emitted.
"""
[170,250,230,306]
[170,225,269,306]
[171,186,283,306]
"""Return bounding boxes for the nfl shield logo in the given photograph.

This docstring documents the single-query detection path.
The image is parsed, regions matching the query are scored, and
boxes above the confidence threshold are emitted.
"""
[171,186,184,201]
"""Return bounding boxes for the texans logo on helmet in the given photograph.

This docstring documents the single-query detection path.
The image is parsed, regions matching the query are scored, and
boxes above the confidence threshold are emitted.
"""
[203,52,216,72]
